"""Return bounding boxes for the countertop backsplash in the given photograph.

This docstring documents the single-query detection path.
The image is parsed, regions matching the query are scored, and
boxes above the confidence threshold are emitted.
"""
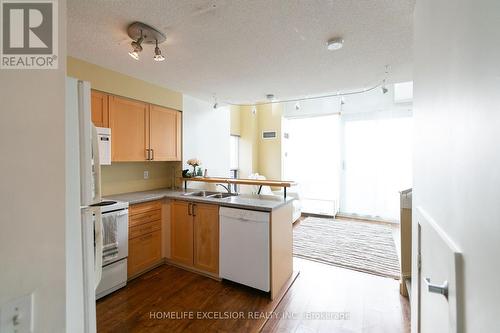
[100,161,182,196]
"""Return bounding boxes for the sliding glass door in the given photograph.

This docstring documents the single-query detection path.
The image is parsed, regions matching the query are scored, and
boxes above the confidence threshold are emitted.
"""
[282,114,340,216]
[340,115,413,221]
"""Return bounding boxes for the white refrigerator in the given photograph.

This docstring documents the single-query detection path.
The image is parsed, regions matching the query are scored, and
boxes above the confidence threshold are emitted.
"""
[65,77,103,333]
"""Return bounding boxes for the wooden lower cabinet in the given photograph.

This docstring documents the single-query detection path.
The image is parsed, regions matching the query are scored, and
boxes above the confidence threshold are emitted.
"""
[128,230,161,277]
[128,200,162,278]
[193,203,219,274]
[171,201,194,266]
[170,200,219,275]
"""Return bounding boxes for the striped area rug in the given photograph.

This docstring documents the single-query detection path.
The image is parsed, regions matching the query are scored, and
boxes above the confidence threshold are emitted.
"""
[293,217,400,279]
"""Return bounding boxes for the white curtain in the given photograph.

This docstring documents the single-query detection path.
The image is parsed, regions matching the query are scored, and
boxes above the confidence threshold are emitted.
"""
[340,114,413,221]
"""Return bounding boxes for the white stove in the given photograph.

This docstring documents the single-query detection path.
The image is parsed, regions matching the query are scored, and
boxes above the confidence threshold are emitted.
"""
[95,200,129,299]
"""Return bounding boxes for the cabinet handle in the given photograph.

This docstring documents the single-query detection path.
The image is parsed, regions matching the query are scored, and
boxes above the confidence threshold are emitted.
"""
[145,149,151,160]
[192,204,196,217]
[151,149,154,160]
[188,203,192,216]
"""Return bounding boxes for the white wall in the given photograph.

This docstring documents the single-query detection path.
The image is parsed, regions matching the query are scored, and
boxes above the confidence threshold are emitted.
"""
[413,0,500,331]
[182,95,230,189]
[0,1,67,332]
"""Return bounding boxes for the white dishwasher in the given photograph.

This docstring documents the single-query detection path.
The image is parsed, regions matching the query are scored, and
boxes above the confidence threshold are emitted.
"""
[219,207,270,292]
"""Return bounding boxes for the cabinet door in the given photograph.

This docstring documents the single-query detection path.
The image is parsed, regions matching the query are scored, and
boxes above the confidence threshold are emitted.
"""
[128,230,161,278]
[91,90,109,127]
[193,203,219,274]
[149,105,181,161]
[109,96,149,161]
[171,201,193,266]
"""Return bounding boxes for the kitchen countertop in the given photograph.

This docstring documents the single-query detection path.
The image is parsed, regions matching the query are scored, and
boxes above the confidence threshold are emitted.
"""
[104,188,294,212]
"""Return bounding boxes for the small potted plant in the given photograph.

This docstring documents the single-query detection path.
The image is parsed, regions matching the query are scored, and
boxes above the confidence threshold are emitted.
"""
[187,158,201,177]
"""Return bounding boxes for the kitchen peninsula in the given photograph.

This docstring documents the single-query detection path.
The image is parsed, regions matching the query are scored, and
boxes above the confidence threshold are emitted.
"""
[106,188,296,300]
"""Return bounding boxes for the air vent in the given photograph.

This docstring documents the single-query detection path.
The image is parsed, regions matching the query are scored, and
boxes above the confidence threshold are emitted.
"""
[262,131,277,139]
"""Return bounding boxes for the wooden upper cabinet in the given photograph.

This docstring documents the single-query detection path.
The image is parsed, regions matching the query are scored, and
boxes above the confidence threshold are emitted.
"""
[91,90,109,128]
[109,95,149,162]
[171,201,194,266]
[193,203,219,274]
[149,105,182,161]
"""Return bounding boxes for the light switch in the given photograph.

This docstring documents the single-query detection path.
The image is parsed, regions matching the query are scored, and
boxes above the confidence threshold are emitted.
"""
[143,171,149,179]
[0,294,33,333]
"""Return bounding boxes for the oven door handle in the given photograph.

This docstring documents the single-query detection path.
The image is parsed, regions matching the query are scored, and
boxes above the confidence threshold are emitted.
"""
[115,209,129,217]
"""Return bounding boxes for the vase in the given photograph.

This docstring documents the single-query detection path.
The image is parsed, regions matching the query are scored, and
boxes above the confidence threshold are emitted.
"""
[192,165,197,177]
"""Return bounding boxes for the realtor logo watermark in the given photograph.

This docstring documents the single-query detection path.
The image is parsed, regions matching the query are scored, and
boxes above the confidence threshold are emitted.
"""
[1,0,58,69]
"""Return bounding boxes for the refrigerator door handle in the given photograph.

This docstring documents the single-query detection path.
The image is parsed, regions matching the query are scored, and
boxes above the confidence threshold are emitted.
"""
[92,125,102,204]
[94,208,103,289]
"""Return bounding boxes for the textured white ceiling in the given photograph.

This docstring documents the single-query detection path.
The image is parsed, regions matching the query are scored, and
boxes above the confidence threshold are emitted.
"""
[68,0,414,104]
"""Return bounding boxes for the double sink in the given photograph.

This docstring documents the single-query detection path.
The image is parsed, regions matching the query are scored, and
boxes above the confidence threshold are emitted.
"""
[182,191,237,199]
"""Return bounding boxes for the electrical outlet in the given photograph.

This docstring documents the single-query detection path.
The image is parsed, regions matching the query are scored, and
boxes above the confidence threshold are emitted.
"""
[143,171,149,179]
[0,294,33,333]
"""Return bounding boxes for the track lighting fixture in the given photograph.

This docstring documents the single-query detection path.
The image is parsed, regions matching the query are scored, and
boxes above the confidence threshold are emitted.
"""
[127,22,167,63]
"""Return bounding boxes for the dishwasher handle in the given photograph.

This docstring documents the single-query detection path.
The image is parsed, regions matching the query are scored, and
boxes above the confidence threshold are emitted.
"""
[232,217,265,223]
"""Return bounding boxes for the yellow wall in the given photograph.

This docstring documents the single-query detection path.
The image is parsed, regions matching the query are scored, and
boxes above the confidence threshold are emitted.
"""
[67,56,182,110]
[230,106,241,136]
[67,56,183,195]
[230,103,283,184]
[236,105,259,180]
[257,103,282,180]
[101,162,182,196]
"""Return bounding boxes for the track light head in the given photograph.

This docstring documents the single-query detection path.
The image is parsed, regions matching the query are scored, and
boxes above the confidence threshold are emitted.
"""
[129,36,143,60]
[153,39,165,62]
[382,86,388,94]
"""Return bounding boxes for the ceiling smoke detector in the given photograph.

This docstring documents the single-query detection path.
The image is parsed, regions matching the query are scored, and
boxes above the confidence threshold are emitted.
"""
[327,37,344,51]
[266,94,275,101]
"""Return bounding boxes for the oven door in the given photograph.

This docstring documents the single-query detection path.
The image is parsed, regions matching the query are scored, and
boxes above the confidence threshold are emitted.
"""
[102,209,129,266]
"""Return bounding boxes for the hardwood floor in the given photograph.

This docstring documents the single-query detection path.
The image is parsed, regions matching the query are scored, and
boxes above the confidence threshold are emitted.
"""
[97,264,288,333]
[262,258,410,333]
[97,258,409,333]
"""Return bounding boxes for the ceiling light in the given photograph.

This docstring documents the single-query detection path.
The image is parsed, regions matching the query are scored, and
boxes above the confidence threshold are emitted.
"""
[266,94,275,101]
[295,102,300,111]
[153,39,165,62]
[327,37,344,51]
[127,22,167,63]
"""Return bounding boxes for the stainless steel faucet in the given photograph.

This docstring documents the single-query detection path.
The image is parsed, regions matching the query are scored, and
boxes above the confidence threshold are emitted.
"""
[216,183,232,194]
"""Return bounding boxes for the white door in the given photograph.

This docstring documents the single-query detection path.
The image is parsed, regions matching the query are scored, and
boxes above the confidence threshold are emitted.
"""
[415,207,462,333]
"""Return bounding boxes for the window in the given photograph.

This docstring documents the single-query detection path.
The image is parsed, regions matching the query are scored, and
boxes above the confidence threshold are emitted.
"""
[341,116,413,221]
